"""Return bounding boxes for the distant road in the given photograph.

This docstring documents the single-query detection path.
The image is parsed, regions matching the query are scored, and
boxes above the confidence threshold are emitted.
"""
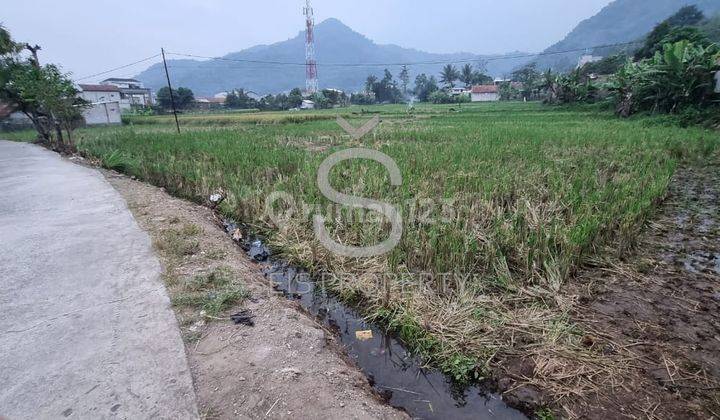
[0,141,198,419]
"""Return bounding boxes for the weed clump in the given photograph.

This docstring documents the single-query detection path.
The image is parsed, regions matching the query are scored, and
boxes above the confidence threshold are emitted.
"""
[155,224,202,257]
[171,266,249,316]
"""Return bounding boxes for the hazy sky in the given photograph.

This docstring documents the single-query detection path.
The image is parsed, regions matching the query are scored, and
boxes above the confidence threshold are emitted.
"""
[2,0,613,81]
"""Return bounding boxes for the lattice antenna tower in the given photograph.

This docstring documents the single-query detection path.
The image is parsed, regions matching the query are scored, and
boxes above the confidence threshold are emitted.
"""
[303,0,318,94]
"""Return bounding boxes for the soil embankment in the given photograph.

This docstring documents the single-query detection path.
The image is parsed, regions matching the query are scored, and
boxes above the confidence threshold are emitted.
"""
[102,169,406,419]
[567,163,720,418]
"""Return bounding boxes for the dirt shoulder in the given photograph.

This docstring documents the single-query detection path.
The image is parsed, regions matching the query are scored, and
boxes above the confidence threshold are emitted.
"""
[564,162,720,419]
[101,169,406,420]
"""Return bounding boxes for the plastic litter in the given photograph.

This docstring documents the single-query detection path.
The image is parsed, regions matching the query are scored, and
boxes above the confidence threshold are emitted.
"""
[230,309,255,327]
[355,330,373,341]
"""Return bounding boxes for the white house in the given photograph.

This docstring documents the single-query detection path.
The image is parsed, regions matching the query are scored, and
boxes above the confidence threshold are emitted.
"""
[471,85,500,102]
[100,78,153,110]
[82,102,122,125]
[300,99,315,109]
[78,84,122,125]
[78,84,121,104]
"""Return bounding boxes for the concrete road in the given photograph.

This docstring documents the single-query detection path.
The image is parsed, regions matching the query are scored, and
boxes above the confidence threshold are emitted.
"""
[0,141,199,419]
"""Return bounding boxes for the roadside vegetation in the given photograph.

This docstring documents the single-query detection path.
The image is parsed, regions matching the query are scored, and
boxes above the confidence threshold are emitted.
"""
[0,25,87,151]
[6,101,718,409]
[1,4,719,416]
[151,221,248,321]
[529,6,720,126]
[171,266,249,317]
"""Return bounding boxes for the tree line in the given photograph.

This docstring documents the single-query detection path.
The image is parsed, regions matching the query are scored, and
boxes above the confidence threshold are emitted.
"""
[155,86,350,111]
[352,63,494,105]
[517,6,720,123]
[148,4,720,120]
[1,25,87,151]
[152,61,499,111]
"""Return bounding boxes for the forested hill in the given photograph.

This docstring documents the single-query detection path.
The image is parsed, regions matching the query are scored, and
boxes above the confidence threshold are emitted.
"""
[533,0,720,71]
[135,18,534,96]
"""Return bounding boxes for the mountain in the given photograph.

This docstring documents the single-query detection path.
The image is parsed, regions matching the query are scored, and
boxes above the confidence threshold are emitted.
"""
[533,0,720,72]
[135,18,534,96]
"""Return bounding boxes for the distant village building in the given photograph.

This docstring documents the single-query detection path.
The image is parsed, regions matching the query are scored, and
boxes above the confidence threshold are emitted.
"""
[449,86,469,96]
[100,78,153,110]
[214,90,262,101]
[300,99,315,109]
[78,84,120,104]
[195,97,226,110]
[78,84,122,125]
[471,85,500,102]
[577,54,603,69]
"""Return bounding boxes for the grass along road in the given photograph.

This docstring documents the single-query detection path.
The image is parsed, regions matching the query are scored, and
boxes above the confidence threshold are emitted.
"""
[6,101,719,416]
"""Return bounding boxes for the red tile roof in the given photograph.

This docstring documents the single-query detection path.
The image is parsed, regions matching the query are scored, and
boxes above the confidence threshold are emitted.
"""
[471,85,499,94]
[79,84,120,92]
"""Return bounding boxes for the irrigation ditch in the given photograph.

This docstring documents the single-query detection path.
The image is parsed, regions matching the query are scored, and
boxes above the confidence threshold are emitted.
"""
[217,216,528,420]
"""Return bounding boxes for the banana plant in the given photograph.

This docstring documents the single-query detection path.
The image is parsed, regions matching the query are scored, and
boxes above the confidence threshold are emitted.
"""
[608,40,719,116]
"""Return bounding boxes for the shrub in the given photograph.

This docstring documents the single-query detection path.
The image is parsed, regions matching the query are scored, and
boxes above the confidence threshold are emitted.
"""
[429,91,470,104]
[608,40,720,116]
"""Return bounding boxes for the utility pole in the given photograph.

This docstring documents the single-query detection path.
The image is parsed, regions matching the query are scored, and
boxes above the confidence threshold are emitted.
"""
[161,48,180,133]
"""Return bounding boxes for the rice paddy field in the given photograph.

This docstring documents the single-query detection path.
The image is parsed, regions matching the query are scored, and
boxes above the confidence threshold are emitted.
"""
[7,101,720,411]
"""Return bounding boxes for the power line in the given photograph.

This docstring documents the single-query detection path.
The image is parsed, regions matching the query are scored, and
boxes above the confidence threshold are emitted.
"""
[164,40,645,68]
[68,27,720,83]
[73,54,161,82]
[75,33,707,84]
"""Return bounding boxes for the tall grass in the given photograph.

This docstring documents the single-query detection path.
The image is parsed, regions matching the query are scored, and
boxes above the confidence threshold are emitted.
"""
[64,102,720,392]
[123,111,340,126]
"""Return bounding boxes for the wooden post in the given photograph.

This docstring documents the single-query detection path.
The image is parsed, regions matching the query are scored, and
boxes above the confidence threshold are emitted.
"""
[161,48,181,133]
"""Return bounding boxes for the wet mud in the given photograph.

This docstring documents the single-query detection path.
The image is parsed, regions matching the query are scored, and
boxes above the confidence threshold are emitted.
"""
[571,163,720,418]
[221,220,527,420]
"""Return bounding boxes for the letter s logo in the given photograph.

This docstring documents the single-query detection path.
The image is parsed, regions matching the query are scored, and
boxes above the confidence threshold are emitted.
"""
[314,148,402,258]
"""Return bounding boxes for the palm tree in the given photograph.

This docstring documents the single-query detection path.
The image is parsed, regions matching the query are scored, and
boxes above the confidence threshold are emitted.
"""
[365,75,378,93]
[440,64,459,88]
[398,65,410,94]
[0,25,17,55]
[460,64,474,88]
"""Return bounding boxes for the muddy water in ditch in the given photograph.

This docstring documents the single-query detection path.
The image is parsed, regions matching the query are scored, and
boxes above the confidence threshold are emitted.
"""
[224,221,527,420]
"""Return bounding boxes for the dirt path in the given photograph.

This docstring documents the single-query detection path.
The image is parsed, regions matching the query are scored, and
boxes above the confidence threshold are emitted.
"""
[567,162,720,419]
[101,169,406,420]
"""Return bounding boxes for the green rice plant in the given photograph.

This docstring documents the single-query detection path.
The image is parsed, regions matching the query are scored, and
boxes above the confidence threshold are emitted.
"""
[66,101,720,398]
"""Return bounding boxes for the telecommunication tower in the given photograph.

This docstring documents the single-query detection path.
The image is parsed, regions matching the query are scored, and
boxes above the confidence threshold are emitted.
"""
[303,0,318,94]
